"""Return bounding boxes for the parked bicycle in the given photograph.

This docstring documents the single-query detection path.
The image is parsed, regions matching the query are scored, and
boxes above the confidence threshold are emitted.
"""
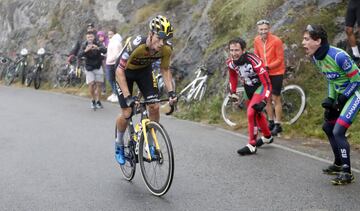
[25,48,52,89]
[0,54,12,81]
[54,54,85,88]
[4,48,29,86]
[116,97,175,196]
[221,82,306,127]
[178,65,211,102]
[152,60,176,99]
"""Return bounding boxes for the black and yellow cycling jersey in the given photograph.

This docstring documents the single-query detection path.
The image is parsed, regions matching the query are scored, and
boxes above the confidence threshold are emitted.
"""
[118,35,172,70]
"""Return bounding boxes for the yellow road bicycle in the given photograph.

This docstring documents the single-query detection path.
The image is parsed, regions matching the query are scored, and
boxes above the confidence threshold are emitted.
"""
[115,99,175,196]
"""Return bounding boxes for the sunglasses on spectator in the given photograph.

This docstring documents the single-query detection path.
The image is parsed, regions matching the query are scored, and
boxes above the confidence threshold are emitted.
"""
[306,24,315,32]
[256,20,270,25]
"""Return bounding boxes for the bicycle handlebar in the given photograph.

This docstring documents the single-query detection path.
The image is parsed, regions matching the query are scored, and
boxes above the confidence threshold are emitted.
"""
[132,98,176,116]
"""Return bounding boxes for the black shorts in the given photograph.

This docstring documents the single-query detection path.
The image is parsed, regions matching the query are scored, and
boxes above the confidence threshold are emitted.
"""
[345,0,360,27]
[270,75,283,96]
[117,66,158,108]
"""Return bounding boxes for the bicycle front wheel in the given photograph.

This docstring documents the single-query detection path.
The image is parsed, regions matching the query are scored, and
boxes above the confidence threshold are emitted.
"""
[281,85,306,124]
[4,65,16,86]
[116,125,136,181]
[139,121,174,196]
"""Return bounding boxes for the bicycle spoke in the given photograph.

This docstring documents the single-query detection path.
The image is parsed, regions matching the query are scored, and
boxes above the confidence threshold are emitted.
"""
[139,122,174,196]
[117,125,136,181]
[281,85,306,124]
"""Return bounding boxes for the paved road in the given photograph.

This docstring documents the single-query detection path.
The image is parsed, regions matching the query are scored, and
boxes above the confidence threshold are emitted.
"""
[1,86,360,211]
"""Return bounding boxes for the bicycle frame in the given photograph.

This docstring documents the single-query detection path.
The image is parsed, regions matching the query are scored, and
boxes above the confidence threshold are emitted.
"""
[130,110,154,161]
[179,69,208,101]
[14,57,27,74]
[129,99,172,161]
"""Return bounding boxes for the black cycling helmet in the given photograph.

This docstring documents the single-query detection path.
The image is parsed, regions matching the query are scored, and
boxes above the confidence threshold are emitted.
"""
[149,15,174,39]
[305,24,328,44]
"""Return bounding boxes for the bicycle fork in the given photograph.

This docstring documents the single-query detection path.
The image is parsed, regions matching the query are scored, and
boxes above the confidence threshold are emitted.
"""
[141,119,160,161]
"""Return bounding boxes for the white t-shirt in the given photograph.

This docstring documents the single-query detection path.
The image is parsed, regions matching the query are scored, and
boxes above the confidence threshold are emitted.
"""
[106,33,123,65]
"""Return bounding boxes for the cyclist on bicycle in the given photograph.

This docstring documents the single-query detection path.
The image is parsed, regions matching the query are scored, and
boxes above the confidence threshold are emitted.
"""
[303,24,360,185]
[114,15,177,165]
[226,37,273,155]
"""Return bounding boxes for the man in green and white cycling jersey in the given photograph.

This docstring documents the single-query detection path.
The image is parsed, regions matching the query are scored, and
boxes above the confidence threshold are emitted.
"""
[114,15,177,165]
[303,24,360,185]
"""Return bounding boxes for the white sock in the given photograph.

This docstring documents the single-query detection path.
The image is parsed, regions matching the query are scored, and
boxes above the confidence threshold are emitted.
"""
[352,46,360,58]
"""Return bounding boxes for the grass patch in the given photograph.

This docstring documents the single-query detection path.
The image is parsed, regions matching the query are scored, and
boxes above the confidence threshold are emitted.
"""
[133,0,184,24]
[278,2,347,45]
[207,0,285,53]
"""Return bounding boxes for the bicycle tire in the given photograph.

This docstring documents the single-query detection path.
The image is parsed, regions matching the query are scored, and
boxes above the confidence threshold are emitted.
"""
[116,125,136,181]
[0,65,7,80]
[281,84,306,124]
[139,121,174,196]
[221,87,246,127]
[4,65,16,86]
[20,65,26,85]
[55,68,69,88]
[34,70,41,89]
[24,72,33,87]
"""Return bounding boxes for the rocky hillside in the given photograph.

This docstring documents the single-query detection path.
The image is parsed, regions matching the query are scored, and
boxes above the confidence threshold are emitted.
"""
[0,0,354,81]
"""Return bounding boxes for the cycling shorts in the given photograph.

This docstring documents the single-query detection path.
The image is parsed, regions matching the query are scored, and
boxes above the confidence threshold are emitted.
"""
[269,74,283,96]
[345,0,360,27]
[117,66,159,108]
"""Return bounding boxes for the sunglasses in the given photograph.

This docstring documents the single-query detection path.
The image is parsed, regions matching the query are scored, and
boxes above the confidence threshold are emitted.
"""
[306,24,315,32]
[256,19,270,25]
[156,31,173,39]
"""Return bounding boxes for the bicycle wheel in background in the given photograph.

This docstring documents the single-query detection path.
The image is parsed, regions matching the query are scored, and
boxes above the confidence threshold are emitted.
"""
[221,87,246,127]
[24,71,33,87]
[139,121,174,196]
[116,125,136,181]
[20,65,26,85]
[0,65,7,80]
[55,68,69,88]
[34,70,41,89]
[281,84,306,124]
[4,65,16,86]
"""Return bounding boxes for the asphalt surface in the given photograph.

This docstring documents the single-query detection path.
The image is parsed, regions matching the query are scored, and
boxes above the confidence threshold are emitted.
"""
[1,86,360,211]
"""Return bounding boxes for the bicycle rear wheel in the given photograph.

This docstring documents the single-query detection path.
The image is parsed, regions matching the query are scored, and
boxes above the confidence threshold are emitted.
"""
[55,68,69,88]
[116,125,136,181]
[24,71,33,87]
[139,121,174,196]
[281,85,306,124]
[20,66,26,85]
[34,71,41,89]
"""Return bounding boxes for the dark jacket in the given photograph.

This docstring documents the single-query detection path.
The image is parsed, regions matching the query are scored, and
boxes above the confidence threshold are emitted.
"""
[78,40,107,71]
[69,40,82,56]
